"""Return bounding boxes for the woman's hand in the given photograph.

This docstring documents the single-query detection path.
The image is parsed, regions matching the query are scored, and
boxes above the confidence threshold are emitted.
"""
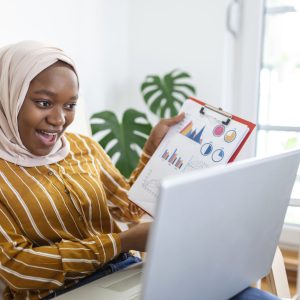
[119,222,152,252]
[143,113,185,156]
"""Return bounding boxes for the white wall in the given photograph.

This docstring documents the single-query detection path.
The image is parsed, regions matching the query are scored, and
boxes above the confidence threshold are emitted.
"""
[121,0,233,122]
[0,0,263,151]
[0,0,235,118]
[0,0,128,118]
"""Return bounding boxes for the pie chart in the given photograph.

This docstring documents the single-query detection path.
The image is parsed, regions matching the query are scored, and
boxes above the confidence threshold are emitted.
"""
[224,130,237,143]
[212,149,224,162]
[213,125,225,137]
[201,143,213,156]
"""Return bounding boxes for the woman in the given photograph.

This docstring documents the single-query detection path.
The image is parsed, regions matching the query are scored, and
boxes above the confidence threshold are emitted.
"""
[0,41,279,300]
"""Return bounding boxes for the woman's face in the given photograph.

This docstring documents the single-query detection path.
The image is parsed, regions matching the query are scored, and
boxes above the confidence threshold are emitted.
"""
[18,62,79,156]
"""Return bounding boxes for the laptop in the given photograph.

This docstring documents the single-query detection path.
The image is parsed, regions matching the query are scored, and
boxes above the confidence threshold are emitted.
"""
[56,149,300,300]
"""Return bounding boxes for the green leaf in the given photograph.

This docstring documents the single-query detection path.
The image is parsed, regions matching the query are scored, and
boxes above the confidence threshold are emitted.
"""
[171,72,190,80]
[282,137,298,150]
[173,83,196,94]
[141,69,196,118]
[90,109,152,178]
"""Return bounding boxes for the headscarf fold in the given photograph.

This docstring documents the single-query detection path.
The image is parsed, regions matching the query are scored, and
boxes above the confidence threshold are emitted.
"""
[0,40,78,167]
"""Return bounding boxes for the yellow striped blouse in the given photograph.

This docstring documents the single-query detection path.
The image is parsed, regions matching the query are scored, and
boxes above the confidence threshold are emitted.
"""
[0,133,148,300]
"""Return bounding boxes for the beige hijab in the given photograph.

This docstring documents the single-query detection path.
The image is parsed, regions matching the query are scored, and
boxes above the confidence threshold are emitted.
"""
[0,40,78,167]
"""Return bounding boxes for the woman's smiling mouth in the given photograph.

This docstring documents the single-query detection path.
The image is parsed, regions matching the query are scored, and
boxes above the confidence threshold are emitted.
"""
[35,130,60,147]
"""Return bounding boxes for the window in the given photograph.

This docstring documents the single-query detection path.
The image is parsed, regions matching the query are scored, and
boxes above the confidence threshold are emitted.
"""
[257,0,300,227]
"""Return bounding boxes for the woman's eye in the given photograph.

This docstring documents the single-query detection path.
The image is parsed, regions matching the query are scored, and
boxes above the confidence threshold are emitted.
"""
[65,103,77,111]
[35,100,51,108]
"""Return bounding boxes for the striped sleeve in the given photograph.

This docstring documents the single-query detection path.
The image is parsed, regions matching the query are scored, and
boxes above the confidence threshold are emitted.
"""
[89,138,150,222]
[0,202,121,292]
[127,150,152,186]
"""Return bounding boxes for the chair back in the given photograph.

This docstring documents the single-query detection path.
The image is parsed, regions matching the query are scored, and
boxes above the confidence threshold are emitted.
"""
[266,247,291,298]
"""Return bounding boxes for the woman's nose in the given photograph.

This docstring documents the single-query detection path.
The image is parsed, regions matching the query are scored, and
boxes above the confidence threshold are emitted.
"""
[46,107,65,127]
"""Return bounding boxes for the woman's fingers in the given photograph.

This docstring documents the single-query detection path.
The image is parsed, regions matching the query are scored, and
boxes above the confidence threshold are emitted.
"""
[161,112,185,127]
[143,112,185,156]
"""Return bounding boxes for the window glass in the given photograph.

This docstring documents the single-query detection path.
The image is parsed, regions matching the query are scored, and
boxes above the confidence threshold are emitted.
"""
[285,207,300,225]
[259,4,300,126]
[256,130,300,156]
[258,0,300,226]
[267,0,298,6]
[256,130,300,198]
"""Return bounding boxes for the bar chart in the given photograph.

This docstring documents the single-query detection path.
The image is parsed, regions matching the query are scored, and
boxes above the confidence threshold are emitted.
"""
[161,148,184,170]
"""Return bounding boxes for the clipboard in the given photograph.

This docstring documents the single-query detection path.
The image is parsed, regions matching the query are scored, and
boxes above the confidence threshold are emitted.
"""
[189,96,256,163]
[128,97,256,216]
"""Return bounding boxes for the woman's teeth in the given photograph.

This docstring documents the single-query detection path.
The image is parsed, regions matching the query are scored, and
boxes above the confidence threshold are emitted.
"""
[40,131,57,136]
[36,130,59,145]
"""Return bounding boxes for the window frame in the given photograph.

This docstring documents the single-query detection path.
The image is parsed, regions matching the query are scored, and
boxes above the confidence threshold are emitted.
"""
[230,0,300,248]
[256,1,300,248]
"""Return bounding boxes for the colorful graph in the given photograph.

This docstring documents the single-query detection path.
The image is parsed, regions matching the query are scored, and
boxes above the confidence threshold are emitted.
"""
[200,143,213,156]
[161,148,184,169]
[213,124,225,137]
[180,121,205,144]
[224,130,237,143]
[212,149,225,162]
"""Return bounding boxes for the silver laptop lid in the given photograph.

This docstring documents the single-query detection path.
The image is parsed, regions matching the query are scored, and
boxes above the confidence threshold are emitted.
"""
[142,150,300,300]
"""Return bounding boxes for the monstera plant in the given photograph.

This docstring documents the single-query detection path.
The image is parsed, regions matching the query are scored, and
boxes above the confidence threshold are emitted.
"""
[141,69,196,118]
[90,109,152,178]
[90,69,196,177]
